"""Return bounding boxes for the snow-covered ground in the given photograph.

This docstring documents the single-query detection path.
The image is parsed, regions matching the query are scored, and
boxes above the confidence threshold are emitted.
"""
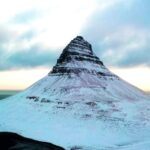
[66,140,150,150]
[0,36,150,150]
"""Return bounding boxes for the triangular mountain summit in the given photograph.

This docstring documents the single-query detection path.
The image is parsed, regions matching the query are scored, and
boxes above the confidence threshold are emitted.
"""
[0,36,150,150]
[51,36,105,75]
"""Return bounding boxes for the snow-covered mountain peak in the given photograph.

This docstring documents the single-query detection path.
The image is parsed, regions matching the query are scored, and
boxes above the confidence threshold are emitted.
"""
[63,36,93,54]
[0,36,150,150]
[50,36,110,75]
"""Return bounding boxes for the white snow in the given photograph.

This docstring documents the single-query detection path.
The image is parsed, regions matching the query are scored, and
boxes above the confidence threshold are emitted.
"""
[0,70,150,149]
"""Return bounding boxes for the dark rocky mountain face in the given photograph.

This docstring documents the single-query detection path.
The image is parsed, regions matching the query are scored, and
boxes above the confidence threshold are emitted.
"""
[50,36,104,75]
[0,132,65,150]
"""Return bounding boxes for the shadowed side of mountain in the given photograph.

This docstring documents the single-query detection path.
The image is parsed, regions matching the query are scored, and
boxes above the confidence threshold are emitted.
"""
[0,132,65,150]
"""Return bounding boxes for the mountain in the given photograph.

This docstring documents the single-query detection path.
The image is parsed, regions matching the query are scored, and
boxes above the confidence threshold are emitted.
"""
[0,36,150,150]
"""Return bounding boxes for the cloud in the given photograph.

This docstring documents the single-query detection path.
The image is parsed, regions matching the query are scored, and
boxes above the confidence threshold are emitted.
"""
[0,0,150,70]
[0,27,16,44]
[0,45,59,70]
[99,27,150,66]
[0,25,60,70]
[82,0,150,67]
[13,10,39,24]
[0,0,97,71]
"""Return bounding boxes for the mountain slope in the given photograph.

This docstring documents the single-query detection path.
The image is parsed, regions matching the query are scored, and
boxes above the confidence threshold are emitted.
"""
[0,36,150,149]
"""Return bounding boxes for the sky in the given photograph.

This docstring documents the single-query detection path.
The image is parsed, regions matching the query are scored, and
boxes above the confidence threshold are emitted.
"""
[0,0,150,91]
